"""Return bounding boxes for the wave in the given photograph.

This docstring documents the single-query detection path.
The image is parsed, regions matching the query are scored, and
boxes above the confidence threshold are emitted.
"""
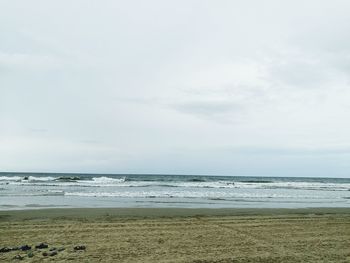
[1,175,349,191]
[0,176,56,182]
[1,175,126,186]
[0,191,65,197]
[128,184,179,188]
[255,182,350,191]
[0,176,22,181]
[238,180,273,183]
[27,176,56,181]
[46,190,65,196]
[91,176,125,184]
[55,176,82,182]
[187,178,207,182]
[63,191,336,200]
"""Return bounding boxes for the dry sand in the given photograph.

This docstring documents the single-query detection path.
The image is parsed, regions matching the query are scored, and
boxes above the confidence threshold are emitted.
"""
[0,208,350,262]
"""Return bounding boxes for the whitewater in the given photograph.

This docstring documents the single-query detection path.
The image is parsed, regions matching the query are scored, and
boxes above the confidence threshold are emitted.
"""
[0,173,349,210]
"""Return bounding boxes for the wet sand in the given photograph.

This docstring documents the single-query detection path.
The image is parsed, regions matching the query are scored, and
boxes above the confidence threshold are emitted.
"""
[1,208,350,262]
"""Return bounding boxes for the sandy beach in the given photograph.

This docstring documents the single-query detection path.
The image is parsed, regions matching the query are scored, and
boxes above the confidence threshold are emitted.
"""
[0,208,349,262]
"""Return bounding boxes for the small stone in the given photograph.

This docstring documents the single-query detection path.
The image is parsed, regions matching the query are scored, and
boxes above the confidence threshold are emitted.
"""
[35,243,48,249]
[49,247,56,251]
[28,252,34,258]
[13,255,24,260]
[57,247,65,251]
[0,247,11,253]
[42,252,48,257]
[49,251,58,256]
[20,245,31,251]
[73,245,86,251]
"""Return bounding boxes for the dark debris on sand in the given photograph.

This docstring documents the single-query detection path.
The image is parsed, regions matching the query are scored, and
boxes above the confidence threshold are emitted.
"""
[35,243,48,249]
[1,243,86,260]
[13,254,24,260]
[20,245,31,251]
[74,245,86,251]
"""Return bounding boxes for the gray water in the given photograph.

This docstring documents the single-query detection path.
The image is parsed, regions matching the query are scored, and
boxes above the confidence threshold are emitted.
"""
[0,172,349,210]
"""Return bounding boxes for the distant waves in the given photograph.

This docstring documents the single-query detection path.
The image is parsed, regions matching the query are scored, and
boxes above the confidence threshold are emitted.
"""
[0,173,350,209]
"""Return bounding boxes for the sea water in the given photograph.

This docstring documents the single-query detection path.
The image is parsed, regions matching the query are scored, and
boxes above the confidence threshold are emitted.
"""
[0,173,349,210]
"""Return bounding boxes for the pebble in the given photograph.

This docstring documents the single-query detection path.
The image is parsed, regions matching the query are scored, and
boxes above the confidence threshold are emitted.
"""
[74,245,86,251]
[35,243,48,249]
[0,247,11,253]
[1,243,65,258]
[13,255,24,260]
[49,251,58,256]
[20,245,31,251]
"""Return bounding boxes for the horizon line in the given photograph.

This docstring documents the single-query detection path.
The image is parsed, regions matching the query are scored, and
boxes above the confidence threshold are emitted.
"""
[0,171,349,179]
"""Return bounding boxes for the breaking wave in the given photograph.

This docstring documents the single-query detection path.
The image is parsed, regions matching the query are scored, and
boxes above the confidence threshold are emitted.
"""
[91,176,126,184]
[1,175,349,191]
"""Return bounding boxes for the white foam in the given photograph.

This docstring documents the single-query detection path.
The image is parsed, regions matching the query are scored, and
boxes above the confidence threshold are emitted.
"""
[0,176,22,181]
[245,181,350,191]
[91,176,126,184]
[2,175,349,192]
[63,190,328,199]
[0,176,56,182]
[27,176,56,181]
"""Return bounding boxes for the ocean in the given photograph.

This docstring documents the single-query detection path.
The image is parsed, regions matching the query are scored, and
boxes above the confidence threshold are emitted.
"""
[0,172,349,210]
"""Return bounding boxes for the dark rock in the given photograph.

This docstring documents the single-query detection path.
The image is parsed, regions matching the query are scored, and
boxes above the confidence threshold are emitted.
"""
[42,252,48,257]
[35,243,48,249]
[0,247,11,253]
[57,247,65,251]
[49,247,56,251]
[28,252,34,258]
[49,251,58,256]
[73,245,86,251]
[13,255,24,260]
[23,176,29,180]
[20,245,31,251]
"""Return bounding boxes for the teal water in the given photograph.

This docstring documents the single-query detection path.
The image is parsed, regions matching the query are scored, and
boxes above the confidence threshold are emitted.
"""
[1,172,349,210]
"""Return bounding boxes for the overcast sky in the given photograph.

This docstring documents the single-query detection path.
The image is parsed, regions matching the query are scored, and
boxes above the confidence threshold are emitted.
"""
[1,1,350,177]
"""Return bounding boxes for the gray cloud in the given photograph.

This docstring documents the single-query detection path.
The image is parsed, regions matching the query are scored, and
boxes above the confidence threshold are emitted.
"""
[172,101,239,116]
[1,0,350,176]
[222,146,350,156]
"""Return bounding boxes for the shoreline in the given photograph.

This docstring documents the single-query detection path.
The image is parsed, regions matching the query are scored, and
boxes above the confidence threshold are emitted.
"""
[2,174,349,210]
[1,207,350,221]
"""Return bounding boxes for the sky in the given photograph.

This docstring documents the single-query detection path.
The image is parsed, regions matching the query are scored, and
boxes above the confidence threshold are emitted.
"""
[1,0,350,177]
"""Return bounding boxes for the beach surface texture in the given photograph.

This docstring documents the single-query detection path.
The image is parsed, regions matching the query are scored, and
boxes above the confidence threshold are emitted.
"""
[0,208,350,262]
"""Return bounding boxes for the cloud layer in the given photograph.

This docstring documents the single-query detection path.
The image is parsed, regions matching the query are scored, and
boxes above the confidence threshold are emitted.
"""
[1,0,350,177]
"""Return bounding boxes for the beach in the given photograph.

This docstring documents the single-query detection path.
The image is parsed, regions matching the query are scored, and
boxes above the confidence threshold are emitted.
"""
[2,0,350,262]
[1,208,350,262]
